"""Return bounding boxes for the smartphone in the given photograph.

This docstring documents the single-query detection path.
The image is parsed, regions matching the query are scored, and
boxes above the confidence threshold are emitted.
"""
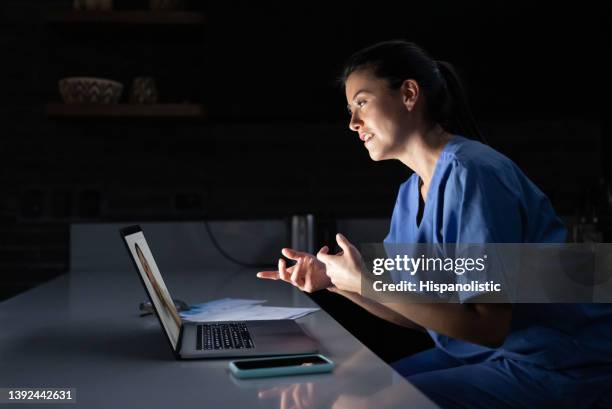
[229,354,334,379]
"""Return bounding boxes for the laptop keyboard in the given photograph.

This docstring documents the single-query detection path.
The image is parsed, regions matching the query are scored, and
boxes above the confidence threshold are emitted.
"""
[196,322,255,350]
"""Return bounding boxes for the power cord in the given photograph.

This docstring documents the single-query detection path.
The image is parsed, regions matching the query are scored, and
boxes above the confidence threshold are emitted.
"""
[202,219,275,269]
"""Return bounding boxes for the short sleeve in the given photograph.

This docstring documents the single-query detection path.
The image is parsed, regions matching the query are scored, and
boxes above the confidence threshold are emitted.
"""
[441,160,523,244]
[440,160,523,302]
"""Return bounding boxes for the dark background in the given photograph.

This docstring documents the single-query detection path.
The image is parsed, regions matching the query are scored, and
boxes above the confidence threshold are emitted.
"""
[0,1,609,361]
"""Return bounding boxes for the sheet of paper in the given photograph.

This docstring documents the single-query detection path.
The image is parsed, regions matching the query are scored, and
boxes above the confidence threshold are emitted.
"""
[179,298,319,322]
[182,298,266,316]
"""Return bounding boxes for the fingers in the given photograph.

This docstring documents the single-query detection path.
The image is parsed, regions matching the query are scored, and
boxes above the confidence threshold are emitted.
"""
[258,260,296,286]
[335,233,352,253]
[303,269,313,292]
[278,258,289,281]
[317,235,350,264]
[290,259,305,287]
[256,271,280,280]
[316,251,332,263]
[281,247,310,261]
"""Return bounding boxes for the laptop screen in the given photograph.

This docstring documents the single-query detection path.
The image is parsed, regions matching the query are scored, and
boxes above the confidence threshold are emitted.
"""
[122,228,182,349]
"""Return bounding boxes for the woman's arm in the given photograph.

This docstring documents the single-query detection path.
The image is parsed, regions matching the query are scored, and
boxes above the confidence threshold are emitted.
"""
[329,287,425,332]
[332,286,510,346]
[382,301,512,348]
[319,234,512,348]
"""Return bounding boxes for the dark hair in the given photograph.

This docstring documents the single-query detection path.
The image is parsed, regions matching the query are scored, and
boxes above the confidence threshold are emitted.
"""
[340,40,486,144]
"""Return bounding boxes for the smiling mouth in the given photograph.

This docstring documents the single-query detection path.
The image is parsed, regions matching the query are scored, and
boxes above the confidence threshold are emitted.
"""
[360,133,374,143]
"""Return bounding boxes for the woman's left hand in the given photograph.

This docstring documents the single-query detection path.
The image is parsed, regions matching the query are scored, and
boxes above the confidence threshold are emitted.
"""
[317,233,365,295]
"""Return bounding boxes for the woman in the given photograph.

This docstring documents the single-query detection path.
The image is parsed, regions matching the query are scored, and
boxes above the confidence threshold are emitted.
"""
[257,40,612,408]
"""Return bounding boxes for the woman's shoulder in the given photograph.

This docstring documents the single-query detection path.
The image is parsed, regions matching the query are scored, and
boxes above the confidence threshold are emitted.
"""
[434,135,541,204]
[442,135,514,173]
[438,135,524,189]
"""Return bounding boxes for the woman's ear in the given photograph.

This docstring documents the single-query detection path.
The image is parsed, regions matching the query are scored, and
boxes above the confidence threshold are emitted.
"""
[401,79,419,112]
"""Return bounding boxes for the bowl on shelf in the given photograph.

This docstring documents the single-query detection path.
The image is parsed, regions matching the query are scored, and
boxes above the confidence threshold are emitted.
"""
[58,77,124,104]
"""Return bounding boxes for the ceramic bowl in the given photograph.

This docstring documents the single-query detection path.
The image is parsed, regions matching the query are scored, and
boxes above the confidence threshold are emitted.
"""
[59,77,124,104]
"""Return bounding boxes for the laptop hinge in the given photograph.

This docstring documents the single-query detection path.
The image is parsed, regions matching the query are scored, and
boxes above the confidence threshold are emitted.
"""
[175,324,184,356]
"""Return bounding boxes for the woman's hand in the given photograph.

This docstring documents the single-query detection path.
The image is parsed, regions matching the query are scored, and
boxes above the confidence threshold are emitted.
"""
[256,247,332,293]
[317,233,365,295]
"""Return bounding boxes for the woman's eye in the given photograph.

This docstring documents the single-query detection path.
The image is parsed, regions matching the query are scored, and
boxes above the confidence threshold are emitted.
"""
[347,100,367,115]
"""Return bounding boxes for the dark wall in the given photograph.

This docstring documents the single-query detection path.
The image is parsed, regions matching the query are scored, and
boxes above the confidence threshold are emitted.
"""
[0,1,609,301]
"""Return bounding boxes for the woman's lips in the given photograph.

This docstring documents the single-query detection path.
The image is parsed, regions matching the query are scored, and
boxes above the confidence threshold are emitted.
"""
[360,133,375,143]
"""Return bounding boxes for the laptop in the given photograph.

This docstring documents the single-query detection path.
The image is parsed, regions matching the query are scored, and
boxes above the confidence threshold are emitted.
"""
[120,225,318,359]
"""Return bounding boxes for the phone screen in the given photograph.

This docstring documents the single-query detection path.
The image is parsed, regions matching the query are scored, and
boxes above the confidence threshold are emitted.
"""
[234,355,328,370]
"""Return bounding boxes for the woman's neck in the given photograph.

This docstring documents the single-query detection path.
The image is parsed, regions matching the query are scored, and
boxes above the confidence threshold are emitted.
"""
[397,124,454,194]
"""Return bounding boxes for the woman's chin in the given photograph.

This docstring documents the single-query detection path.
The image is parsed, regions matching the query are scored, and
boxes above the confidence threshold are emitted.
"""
[366,145,385,160]
[368,150,384,161]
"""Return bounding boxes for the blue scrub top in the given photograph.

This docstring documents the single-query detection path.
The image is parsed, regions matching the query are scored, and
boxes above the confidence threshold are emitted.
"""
[384,135,612,370]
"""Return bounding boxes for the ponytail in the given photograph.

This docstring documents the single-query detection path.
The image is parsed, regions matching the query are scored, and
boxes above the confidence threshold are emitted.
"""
[435,60,487,144]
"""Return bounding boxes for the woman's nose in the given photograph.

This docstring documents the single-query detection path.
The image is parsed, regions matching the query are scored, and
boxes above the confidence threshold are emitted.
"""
[349,112,362,132]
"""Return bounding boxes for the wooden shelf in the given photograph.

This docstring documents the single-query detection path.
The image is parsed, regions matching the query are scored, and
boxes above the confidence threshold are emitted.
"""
[46,11,206,25]
[45,103,206,119]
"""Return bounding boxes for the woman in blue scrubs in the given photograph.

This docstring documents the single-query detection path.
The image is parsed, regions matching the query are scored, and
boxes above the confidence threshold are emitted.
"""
[257,40,612,408]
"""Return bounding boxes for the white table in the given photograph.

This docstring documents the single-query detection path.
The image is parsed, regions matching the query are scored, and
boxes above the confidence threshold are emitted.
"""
[0,266,438,408]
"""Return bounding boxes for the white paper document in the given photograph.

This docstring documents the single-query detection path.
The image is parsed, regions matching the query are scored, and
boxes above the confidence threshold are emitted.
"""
[179,298,319,322]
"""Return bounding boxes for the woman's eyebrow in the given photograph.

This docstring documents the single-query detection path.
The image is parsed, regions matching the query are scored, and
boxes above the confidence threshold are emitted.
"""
[347,90,372,112]
[351,89,371,101]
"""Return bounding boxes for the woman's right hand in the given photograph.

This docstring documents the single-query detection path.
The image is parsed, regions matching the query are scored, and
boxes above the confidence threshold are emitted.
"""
[257,247,332,293]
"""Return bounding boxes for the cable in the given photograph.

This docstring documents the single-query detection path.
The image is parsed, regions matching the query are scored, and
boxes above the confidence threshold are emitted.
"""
[202,219,274,269]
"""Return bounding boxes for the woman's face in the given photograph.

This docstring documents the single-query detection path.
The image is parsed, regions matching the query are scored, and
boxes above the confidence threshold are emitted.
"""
[345,69,415,161]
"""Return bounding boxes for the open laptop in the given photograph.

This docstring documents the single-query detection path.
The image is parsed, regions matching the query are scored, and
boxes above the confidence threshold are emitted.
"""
[120,225,318,359]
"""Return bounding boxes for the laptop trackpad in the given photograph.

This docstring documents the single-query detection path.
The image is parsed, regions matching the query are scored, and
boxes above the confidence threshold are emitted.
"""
[249,320,317,352]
